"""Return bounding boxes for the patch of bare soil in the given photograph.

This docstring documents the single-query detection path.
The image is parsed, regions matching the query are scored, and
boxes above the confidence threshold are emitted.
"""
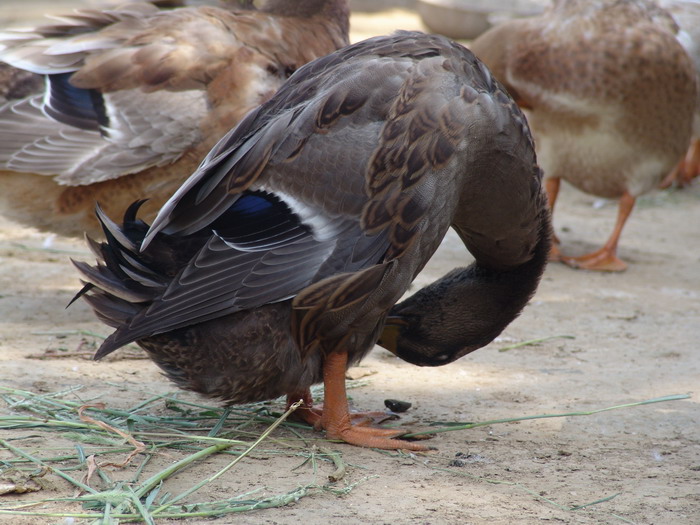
[1,5,699,525]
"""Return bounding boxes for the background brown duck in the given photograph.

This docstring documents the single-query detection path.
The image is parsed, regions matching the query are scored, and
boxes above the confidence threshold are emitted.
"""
[659,0,700,188]
[0,0,349,238]
[73,31,550,450]
[471,0,696,271]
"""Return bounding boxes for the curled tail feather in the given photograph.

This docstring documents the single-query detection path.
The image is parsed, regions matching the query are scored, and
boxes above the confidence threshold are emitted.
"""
[71,201,171,359]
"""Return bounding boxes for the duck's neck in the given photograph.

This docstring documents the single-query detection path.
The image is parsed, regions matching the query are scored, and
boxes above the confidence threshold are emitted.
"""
[378,218,551,366]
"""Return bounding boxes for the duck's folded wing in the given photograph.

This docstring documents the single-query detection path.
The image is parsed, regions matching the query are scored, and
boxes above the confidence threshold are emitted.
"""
[0,4,264,184]
[90,188,389,354]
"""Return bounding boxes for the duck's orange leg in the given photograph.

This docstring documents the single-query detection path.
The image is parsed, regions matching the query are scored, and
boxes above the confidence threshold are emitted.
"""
[545,177,562,261]
[317,350,430,450]
[660,160,682,189]
[660,139,700,189]
[680,139,700,186]
[561,191,635,272]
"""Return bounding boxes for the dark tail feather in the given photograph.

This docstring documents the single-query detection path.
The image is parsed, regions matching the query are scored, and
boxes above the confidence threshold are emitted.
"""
[67,281,94,308]
[72,201,168,360]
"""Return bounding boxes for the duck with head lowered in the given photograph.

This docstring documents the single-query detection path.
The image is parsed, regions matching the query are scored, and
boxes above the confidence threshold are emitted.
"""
[0,0,349,238]
[471,0,696,271]
[73,31,551,450]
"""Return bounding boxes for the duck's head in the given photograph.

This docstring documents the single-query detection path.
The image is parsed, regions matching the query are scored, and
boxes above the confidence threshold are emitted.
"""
[377,224,550,367]
[377,267,518,366]
[378,312,498,367]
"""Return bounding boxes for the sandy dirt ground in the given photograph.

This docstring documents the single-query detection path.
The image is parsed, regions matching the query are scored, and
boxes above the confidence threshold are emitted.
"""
[1,4,700,525]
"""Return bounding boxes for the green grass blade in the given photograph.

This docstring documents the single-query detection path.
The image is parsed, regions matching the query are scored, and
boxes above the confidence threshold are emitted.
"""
[403,394,691,438]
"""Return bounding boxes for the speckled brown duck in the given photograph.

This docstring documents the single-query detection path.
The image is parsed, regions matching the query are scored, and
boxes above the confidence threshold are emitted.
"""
[73,32,550,450]
[660,0,700,188]
[0,0,349,238]
[471,0,696,271]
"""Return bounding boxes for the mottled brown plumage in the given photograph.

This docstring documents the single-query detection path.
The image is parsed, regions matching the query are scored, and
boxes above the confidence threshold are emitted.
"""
[471,0,696,271]
[0,63,42,104]
[0,0,348,237]
[74,32,550,450]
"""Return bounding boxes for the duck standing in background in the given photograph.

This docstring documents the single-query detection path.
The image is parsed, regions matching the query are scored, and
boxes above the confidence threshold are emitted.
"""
[471,0,696,271]
[0,0,349,238]
[659,0,700,188]
[73,31,550,450]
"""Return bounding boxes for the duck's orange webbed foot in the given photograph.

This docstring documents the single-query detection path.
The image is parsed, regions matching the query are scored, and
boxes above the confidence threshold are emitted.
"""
[287,390,397,430]
[560,191,633,272]
[560,248,627,272]
[287,390,323,428]
[324,413,430,451]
